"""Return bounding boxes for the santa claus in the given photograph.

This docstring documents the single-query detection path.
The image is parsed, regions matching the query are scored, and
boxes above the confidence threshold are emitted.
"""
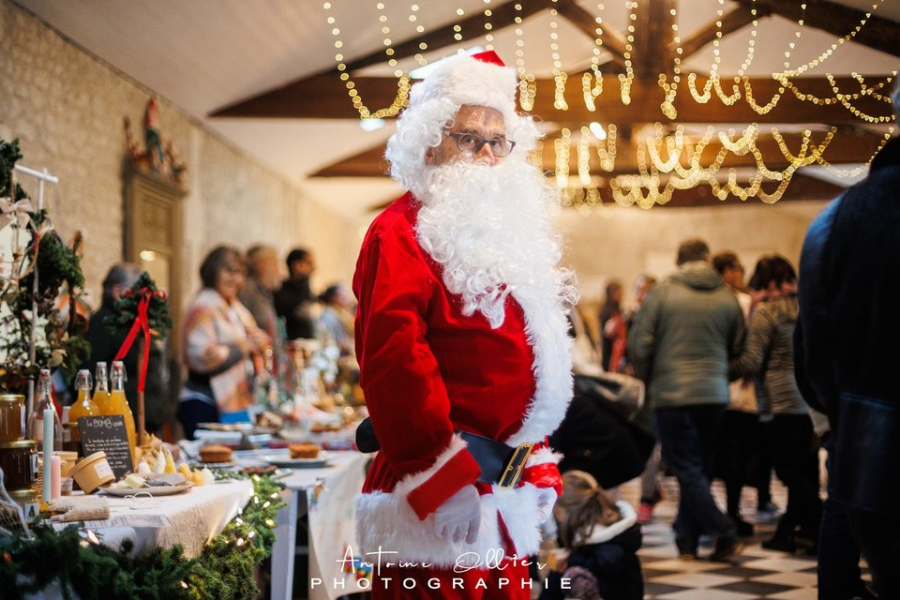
[353,50,578,599]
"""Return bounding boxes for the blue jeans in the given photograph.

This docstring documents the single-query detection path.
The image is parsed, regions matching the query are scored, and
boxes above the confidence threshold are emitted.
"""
[656,405,735,552]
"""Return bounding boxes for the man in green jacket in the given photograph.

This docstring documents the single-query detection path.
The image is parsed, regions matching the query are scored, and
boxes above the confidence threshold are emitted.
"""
[628,238,746,561]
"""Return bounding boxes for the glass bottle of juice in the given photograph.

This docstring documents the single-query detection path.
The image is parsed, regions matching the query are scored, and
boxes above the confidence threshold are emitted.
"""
[27,369,63,451]
[69,369,99,423]
[108,361,137,465]
[92,362,111,415]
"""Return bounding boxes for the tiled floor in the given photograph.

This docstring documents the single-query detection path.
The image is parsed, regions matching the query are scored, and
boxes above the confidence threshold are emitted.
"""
[625,476,868,600]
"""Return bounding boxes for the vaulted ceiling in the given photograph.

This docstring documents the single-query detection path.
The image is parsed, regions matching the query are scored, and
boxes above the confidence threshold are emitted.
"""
[15,0,900,217]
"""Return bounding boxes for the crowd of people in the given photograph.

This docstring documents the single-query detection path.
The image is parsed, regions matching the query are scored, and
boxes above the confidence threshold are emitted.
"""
[80,244,355,441]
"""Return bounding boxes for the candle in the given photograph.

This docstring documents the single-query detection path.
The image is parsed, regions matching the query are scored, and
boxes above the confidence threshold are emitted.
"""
[50,455,61,500]
[43,408,53,502]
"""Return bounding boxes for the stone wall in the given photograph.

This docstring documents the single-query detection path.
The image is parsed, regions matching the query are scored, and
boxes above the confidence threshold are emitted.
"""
[0,1,358,316]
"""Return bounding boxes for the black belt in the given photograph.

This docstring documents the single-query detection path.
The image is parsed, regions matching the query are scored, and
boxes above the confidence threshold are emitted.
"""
[355,417,534,489]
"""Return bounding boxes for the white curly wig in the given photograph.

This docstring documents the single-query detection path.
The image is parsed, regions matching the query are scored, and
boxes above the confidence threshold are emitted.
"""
[386,51,542,196]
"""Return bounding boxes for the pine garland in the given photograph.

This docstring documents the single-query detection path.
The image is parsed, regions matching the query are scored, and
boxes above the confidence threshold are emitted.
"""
[0,475,285,600]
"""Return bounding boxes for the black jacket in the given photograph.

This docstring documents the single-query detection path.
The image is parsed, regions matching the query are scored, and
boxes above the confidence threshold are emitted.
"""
[540,520,644,600]
[795,136,900,514]
[550,386,654,490]
[273,277,315,340]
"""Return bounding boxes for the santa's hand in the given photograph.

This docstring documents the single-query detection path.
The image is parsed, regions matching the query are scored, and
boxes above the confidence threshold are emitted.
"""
[536,487,558,524]
[433,485,481,544]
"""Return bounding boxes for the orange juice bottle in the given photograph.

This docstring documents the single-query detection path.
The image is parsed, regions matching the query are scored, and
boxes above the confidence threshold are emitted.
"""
[108,361,137,466]
[92,362,111,415]
[69,369,100,423]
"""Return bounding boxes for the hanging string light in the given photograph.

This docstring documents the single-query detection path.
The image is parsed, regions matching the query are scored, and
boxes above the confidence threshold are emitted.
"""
[482,0,495,50]
[658,0,682,119]
[324,1,410,119]
[548,0,568,110]
[514,2,536,111]
[581,2,607,112]
[618,1,637,105]
[410,4,428,68]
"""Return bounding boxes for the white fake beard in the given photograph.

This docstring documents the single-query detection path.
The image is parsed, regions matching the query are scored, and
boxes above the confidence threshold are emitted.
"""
[415,156,575,328]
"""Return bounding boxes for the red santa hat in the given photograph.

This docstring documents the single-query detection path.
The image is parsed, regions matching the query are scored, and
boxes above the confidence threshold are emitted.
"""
[407,50,518,124]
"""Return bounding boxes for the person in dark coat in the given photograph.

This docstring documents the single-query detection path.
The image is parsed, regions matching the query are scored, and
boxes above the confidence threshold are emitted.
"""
[540,470,643,600]
[549,378,654,491]
[82,263,170,435]
[273,248,316,340]
[795,78,900,598]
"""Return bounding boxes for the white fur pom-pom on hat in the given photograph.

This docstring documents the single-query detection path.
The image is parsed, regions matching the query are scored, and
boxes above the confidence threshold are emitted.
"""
[408,50,518,124]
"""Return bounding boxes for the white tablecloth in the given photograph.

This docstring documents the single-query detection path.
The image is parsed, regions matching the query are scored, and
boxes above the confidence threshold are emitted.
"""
[268,451,370,600]
[61,479,254,558]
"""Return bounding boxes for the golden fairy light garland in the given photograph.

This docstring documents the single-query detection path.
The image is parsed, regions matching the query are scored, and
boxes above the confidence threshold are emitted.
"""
[324,1,411,119]
[739,0,886,118]
[548,0,568,111]
[514,3,536,111]
[551,121,892,208]
[581,2,607,113]
[618,1,637,105]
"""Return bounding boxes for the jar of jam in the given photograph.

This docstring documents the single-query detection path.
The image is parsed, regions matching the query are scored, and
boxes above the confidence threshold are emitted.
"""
[0,440,39,492]
[0,394,25,442]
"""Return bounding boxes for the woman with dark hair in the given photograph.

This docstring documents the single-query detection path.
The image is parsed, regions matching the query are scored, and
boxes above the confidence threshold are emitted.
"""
[730,254,821,553]
[177,245,270,439]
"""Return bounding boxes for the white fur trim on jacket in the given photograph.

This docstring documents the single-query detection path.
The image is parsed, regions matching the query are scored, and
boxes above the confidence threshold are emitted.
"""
[526,446,563,468]
[574,501,638,545]
[392,433,469,499]
[355,482,549,569]
[505,286,574,446]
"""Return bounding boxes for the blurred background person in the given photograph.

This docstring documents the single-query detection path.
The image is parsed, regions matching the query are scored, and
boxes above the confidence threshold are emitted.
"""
[316,282,355,355]
[238,244,280,334]
[82,263,170,436]
[274,247,316,340]
[731,255,821,554]
[713,251,766,538]
[177,246,269,439]
[626,273,665,525]
[629,238,746,561]
[598,280,626,373]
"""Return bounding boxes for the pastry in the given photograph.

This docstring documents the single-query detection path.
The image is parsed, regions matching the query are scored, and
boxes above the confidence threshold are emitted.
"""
[288,443,320,459]
[199,444,233,463]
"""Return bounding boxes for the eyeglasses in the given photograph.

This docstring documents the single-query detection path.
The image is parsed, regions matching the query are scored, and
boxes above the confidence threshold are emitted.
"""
[443,131,516,157]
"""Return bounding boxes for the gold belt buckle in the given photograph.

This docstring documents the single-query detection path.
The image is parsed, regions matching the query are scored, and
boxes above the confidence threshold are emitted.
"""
[498,442,534,489]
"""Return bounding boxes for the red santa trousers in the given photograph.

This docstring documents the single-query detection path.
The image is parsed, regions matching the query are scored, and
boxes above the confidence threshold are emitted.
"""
[370,559,531,600]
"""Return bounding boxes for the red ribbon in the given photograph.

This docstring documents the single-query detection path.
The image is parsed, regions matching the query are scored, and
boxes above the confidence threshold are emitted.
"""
[113,287,163,392]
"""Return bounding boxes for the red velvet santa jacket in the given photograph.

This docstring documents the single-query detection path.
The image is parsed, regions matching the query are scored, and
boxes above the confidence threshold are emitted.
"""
[353,192,574,568]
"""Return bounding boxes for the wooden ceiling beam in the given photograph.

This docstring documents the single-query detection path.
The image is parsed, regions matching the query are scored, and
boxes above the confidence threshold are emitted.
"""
[676,6,769,61]
[731,0,900,58]
[212,73,894,124]
[634,0,674,76]
[311,130,884,178]
[554,0,627,65]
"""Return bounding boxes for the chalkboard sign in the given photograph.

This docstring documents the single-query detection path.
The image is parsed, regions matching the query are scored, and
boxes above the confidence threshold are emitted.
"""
[78,415,133,480]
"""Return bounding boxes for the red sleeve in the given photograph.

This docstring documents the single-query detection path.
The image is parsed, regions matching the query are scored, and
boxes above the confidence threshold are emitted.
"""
[354,220,480,518]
